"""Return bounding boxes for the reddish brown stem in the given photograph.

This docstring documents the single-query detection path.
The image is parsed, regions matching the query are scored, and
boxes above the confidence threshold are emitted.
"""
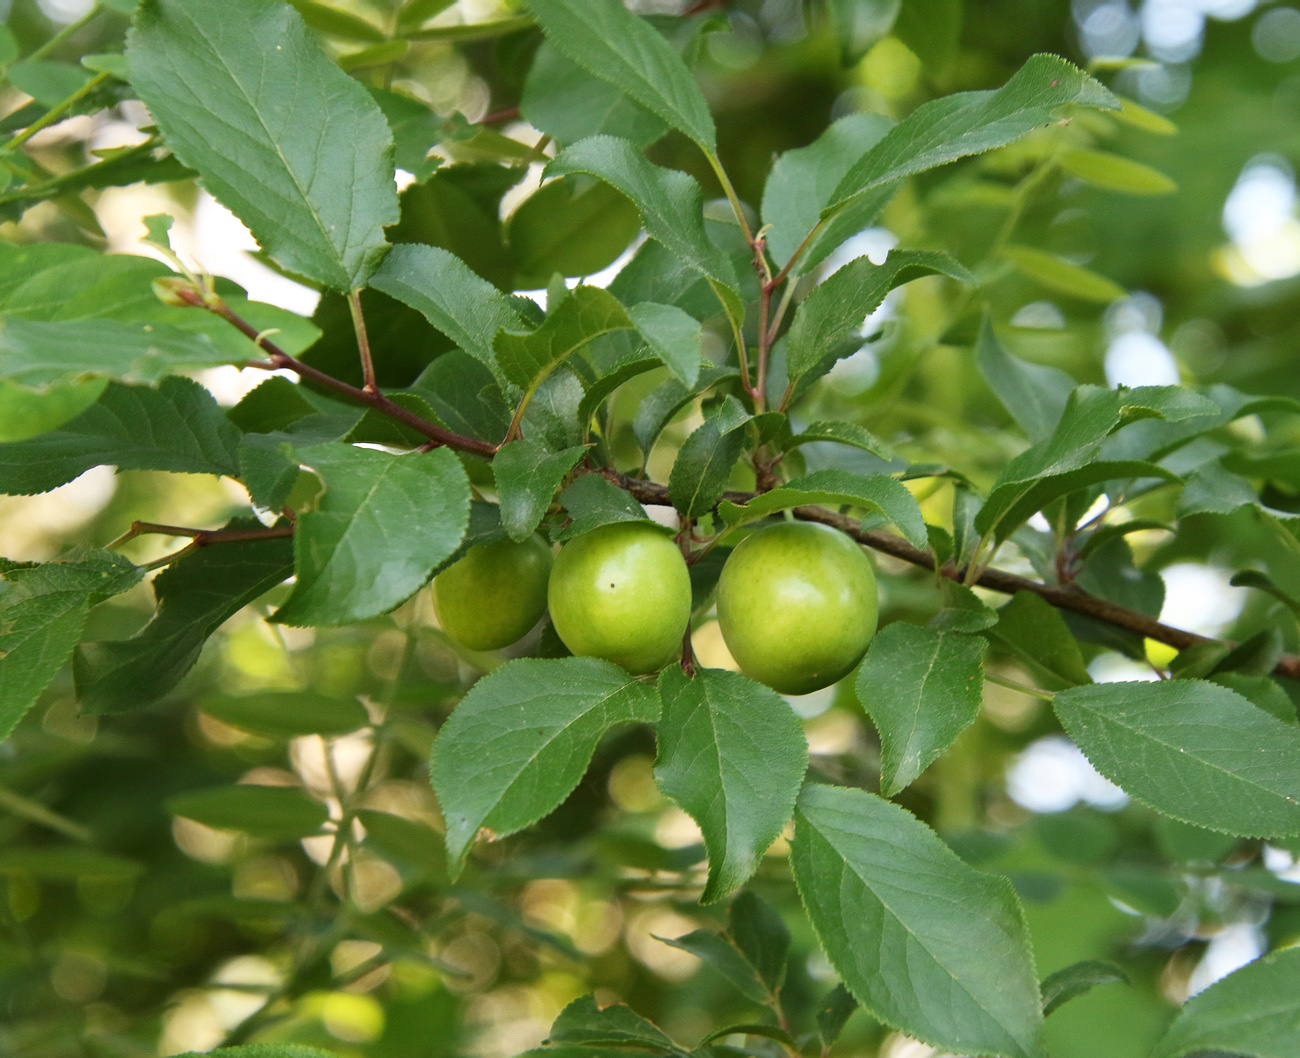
[178,289,499,459]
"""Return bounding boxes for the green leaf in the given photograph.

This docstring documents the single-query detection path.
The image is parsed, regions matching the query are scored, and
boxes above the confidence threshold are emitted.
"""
[492,440,586,541]
[166,784,329,840]
[785,251,974,384]
[784,420,896,461]
[0,553,141,740]
[554,473,656,542]
[931,581,1000,633]
[8,60,92,106]
[629,302,702,389]
[174,1047,341,1058]
[0,378,106,443]
[1058,149,1177,195]
[272,444,470,626]
[1004,245,1127,302]
[523,0,716,153]
[430,657,660,873]
[760,112,895,272]
[521,39,667,149]
[792,784,1046,1058]
[816,983,860,1050]
[1040,960,1128,1017]
[825,0,899,64]
[975,318,1075,442]
[825,54,1118,219]
[506,176,642,289]
[494,285,631,396]
[369,243,526,377]
[1054,680,1300,837]
[286,0,387,42]
[1150,947,1300,1058]
[655,929,771,1005]
[370,87,442,180]
[547,994,683,1054]
[729,890,789,994]
[0,317,233,391]
[198,691,369,738]
[856,624,986,796]
[546,137,741,319]
[895,0,962,77]
[655,667,807,903]
[126,0,398,289]
[0,377,240,495]
[0,847,142,880]
[668,396,751,519]
[719,470,927,550]
[75,529,294,714]
[985,592,1092,690]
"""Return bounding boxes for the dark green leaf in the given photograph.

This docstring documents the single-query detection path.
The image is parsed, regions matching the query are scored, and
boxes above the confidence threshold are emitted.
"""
[273,444,470,626]
[547,993,682,1054]
[856,624,986,796]
[629,302,702,389]
[719,470,927,550]
[824,54,1118,220]
[785,251,974,384]
[126,0,398,289]
[655,667,807,902]
[792,784,1046,1058]
[430,657,660,873]
[816,983,859,1050]
[546,137,741,319]
[492,439,586,541]
[523,0,716,152]
[76,530,294,713]
[369,243,526,377]
[784,420,896,461]
[1040,960,1128,1016]
[985,592,1092,690]
[0,377,240,495]
[507,176,642,289]
[166,785,329,840]
[931,581,999,633]
[668,396,751,519]
[1150,947,1300,1058]
[760,112,895,272]
[521,40,667,149]
[554,473,656,542]
[494,285,631,396]
[729,890,789,994]
[975,318,1074,442]
[0,552,141,739]
[198,691,369,738]
[1054,680,1300,837]
[655,929,770,1006]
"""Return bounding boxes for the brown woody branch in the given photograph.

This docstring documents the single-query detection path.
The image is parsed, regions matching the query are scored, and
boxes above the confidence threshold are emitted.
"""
[606,472,1300,683]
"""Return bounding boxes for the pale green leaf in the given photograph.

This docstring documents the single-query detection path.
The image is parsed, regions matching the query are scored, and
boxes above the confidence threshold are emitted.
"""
[792,784,1046,1058]
[1059,148,1177,195]
[629,302,702,389]
[1005,245,1127,302]
[856,624,986,796]
[493,439,586,540]
[126,0,398,290]
[272,444,470,626]
[430,657,661,873]
[1055,680,1300,837]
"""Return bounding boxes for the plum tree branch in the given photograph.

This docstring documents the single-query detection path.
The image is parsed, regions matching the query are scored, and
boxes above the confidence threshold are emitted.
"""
[603,472,1300,682]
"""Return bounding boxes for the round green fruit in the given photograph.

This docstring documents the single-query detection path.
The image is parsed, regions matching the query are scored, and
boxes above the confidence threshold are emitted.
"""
[432,534,553,651]
[548,522,692,675]
[716,521,877,695]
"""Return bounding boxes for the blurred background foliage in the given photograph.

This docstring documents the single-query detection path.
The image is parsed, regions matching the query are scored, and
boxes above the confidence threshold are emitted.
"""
[1,0,1299,1056]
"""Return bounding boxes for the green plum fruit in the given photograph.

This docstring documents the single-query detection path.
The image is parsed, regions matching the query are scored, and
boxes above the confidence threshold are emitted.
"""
[432,534,553,651]
[548,522,692,674]
[717,520,877,695]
